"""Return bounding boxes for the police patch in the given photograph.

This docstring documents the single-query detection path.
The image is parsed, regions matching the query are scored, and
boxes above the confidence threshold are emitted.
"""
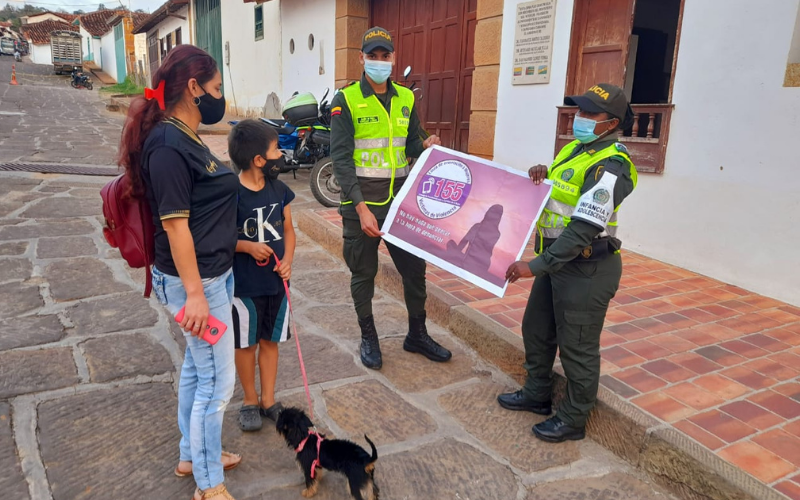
[402,106,410,118]
[561,168,574,182]
[615,143,629,155]
[593,189,611,204]
[357,116,379,124]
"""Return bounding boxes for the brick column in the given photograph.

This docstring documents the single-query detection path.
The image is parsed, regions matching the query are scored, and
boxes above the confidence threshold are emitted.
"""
[335,0,369,89]
[469,0,504,160]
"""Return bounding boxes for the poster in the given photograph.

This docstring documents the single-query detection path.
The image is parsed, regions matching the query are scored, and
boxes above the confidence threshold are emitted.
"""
[381,147,552,298]
[512,0,557,85]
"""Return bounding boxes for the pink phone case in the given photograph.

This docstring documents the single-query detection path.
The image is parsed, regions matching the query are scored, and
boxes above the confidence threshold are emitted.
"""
[175,308,227,345]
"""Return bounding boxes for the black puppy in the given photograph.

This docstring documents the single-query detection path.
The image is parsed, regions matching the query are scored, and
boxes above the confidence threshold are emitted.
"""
[276,407,379,500]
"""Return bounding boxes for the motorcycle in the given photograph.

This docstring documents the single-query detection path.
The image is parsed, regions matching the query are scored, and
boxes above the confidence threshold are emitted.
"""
[230,88,337,207]
[70,68,93,90]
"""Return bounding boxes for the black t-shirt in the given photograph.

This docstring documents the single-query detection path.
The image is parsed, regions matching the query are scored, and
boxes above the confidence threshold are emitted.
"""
[142,118,239,278]
[233,179,295,297]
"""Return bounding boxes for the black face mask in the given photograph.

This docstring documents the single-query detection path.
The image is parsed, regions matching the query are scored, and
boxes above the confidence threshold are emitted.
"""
[197,85,226,125]
[264,156,285,180]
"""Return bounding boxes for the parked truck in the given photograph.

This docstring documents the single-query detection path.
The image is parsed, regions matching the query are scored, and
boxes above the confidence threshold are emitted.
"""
[50,31,82,75]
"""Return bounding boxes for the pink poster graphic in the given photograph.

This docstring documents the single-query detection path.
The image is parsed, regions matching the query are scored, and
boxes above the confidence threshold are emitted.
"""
[382,146,552,297]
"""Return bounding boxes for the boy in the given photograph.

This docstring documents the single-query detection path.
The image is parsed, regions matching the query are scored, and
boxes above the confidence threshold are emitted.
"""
[228,119,296,432]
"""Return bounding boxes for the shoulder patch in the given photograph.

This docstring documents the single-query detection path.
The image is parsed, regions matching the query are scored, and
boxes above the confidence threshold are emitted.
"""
[614,142,629,155]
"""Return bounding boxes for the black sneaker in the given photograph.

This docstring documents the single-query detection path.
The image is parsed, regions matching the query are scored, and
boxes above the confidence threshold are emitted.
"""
[497,390,552,415]
[532,416,585,443]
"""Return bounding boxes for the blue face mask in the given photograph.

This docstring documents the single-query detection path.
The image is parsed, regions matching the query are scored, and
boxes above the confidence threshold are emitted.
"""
[364,60,393,84]
[572,116,601,143]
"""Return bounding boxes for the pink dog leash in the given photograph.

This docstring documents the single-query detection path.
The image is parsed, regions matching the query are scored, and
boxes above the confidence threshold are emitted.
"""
[261,255,314,419]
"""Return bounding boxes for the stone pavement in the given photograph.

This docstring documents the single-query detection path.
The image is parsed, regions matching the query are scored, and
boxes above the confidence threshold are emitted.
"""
[0,58,122,166]
[304,207,800,500]
[0,169,680,500]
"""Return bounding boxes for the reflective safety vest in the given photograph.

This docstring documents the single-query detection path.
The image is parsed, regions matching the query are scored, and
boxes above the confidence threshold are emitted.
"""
[340,81,415,206]
[538,140,637,242]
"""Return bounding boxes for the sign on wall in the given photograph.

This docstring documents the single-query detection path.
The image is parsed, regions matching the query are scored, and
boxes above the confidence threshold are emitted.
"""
[381,147,552,298]
[512,0,557,85]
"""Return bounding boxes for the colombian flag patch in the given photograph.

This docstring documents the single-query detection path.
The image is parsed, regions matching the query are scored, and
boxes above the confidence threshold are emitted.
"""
[331,106,342,116]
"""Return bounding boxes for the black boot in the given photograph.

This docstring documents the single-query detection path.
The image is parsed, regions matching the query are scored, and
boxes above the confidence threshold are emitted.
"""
[358,315,382,370]
[532,416,585,443]
[403,313,452,362]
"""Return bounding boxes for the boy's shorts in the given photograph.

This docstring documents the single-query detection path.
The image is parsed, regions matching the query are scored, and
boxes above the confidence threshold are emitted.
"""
[231,291,291,348]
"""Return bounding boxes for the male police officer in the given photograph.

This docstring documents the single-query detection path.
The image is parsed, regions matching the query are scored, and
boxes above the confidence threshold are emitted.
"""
[498,83,638,443]
[331,27,452,370]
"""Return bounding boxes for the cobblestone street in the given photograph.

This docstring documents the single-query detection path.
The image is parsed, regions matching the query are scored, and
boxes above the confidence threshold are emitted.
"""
[0,65,677,499]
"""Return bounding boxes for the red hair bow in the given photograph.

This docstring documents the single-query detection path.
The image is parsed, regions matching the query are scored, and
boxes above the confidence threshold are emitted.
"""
[145,80,166,110]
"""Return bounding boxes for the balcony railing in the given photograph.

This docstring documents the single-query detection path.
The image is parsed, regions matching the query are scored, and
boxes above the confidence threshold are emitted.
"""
[555,104,674,174]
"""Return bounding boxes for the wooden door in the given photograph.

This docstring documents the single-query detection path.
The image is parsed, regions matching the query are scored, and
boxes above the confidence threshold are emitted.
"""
[114,23,127,84]
[147,32,159,83]
[565,0,636,96]
[372,0,476,153]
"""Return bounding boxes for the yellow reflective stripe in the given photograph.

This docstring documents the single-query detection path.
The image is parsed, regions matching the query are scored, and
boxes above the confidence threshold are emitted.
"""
[355,138,390,149]
[544,198,573,217]
[355,166,410,179]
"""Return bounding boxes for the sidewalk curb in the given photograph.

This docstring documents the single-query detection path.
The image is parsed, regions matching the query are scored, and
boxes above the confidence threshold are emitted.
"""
[297,209,785,500]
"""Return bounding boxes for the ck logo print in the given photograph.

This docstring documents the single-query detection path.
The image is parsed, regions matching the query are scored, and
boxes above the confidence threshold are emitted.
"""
[242,204,283,243]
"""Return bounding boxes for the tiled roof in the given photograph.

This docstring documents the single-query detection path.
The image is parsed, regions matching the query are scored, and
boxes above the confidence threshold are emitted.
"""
[20,20,77,45]
[25,11,79,23]
[131,12,151,31]
[0,21,12,28]
[78,10,126,37]
[132,0,189,34]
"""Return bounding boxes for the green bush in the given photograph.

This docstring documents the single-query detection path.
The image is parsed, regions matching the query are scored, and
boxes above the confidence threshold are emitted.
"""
[100,77,145,96]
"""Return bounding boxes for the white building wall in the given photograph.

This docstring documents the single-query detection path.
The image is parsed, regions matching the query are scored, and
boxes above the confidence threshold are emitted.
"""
[100,30,117,82]
[157,7,190,42]
[29,43,51,66]
[493,0,800,306]
[281,0,335,108]
[220,0,283,117]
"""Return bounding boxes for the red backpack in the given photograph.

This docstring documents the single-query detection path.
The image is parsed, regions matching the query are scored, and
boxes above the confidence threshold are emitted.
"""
[101,174,156,297]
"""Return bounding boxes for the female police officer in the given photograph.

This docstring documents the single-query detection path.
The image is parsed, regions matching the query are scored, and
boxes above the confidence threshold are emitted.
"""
[497,83,637,443]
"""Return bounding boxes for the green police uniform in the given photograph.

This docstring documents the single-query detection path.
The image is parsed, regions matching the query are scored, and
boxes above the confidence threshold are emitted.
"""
[522,136,637,428]
[331,75,427,320]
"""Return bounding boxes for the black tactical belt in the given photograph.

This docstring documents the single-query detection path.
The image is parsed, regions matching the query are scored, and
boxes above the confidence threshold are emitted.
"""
[539,237,616,262]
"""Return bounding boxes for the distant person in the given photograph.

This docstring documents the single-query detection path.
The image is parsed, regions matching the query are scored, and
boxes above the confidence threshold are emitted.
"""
[446,204,504,279]
[227,119,296,433]
[118,45,240,500]
[498,83,638,445]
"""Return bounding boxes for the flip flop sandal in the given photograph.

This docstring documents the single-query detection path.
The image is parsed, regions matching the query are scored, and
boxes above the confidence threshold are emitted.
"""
[239,404,263,432]
[174,451,242,477]
[260,402,284,423]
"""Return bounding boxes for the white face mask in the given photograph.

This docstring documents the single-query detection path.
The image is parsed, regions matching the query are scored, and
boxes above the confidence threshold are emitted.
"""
[364,60,393,84]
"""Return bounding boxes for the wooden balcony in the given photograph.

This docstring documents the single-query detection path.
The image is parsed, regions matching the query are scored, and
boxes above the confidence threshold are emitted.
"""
[555,104,674,174]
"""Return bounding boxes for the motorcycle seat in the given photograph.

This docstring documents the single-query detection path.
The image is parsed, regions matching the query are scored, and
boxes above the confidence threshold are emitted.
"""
[261,118,295,135]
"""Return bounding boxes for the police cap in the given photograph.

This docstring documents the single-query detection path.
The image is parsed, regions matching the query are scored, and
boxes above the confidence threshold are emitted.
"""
[565,83,635,129]
[362,27,394,54]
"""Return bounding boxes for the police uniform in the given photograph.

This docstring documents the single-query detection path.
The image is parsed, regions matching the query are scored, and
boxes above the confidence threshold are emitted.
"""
[331,27,451,370]
[498,84,637,442]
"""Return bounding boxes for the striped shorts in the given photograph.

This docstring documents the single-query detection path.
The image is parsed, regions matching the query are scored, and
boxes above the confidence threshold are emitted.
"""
[231,292,291,348]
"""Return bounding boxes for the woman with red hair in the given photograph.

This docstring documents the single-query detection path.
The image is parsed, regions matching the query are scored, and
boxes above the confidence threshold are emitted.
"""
[119,45,240,500]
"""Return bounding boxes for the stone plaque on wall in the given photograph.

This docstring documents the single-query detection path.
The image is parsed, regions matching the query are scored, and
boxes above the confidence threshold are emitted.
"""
[512,0,557,85]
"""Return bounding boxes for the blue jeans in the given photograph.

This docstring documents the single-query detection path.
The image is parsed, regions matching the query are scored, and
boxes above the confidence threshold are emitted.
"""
[152,266,236,490]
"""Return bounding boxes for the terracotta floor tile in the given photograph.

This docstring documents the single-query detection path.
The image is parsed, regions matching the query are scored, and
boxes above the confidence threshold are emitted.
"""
[599,332,627,349]
[683,291,720,305]
[665,382,725,410]
[742,333,791,353]
[722,367,777,391]
[749,391,800,420]
[625,340,673,360]
[664,294,701,309]
[774,383,800,401]
[632,392,694,422]
[759,308,800,326]
[669,352,723,375]
[652,333,699,354]
[780,306,800,318]
[695,345,746,367]
[690,410,757,443]
[719,340,770,359]
[770,352,800,370]
[641,284,680,297]
[740,295,786,310]
[628,317,676,335]
[718,318,768,335]
[698,304,738,319]
[719,299,760,315]
[655,312,698,330]
[451,290,474,303]
[753,429,800,467]
[776,481,800,500]
[693,323,743,342]
[720,401,783,430]
[721,285,751,297]
[604,309,638,325]
[783,420,800,439]
[599,374,639,399]
[674,419,727,450]
[613,293,642,305]
[606,322,651,340]
[718,441,795,483]
[489,313,518,329]
[613,367,668,393]
[675,328,719,347]
[641,359,695,383]
[766,329,800,347]
[616,303,660,319]
[601,346,646,369]
[678,307,718,324]
[438,279,473,292]
[704,287,747,302]
[505,308,525,323]
[628,289,662,301]
[743,358,799,382]
[636,298,681,314]
[693,374,750,399]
